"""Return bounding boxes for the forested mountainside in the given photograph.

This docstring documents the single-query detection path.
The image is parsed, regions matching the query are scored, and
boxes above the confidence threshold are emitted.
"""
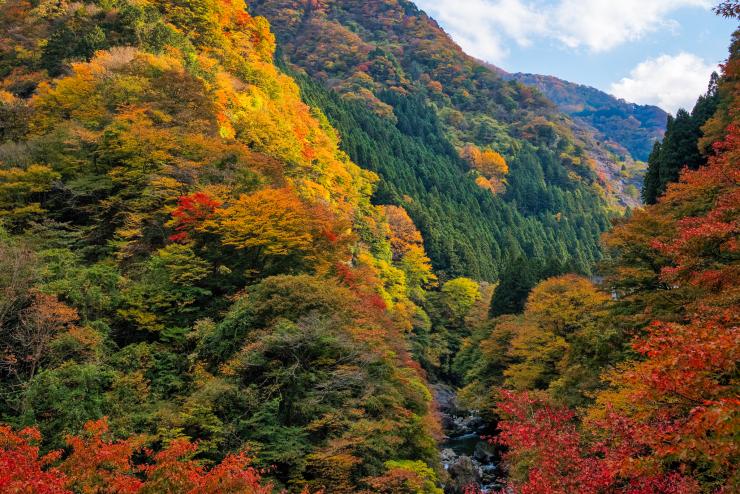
[508,72,672,209]
[251,0,619,280]
[511,73,668,162]
[0,0,447,491]
[0,0,738,493]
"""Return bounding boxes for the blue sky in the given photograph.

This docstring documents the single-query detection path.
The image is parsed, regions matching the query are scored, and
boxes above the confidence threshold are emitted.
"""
[414,0,737,114]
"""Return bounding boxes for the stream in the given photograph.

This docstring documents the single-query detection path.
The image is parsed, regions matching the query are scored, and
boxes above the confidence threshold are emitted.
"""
[433,384,503,493]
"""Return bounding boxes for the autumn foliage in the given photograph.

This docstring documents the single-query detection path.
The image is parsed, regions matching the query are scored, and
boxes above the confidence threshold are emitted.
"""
[0,417,283,494]
[0,0,440,491]
[490,31,740,493]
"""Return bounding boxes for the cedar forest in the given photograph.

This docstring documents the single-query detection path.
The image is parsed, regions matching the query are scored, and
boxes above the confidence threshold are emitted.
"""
[0,0,737,493]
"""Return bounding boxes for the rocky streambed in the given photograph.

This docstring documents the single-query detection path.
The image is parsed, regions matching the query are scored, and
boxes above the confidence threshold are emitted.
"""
[433,384,503,493]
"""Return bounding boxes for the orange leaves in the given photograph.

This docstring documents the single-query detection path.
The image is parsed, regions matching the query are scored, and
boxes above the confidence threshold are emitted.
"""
[170,187,350,273]
[7,291,79,380]
[461,144,509,179]
[210,187,314,256]
[600,316,740,470]
[62,418,144,494]
[588,49,740,491]
[383,205,423,260]
[462,144,508,195]
[652,124,740,299]
[7,0,378,266]
[1,418,282,494]
[181,451,273,494]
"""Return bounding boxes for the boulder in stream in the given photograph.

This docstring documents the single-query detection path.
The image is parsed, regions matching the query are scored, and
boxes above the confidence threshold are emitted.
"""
[445,456,479,494]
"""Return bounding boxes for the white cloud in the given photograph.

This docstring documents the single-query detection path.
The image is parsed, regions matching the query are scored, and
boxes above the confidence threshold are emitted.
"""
[414,0,713,60]
[414,0,547,63]
[553,0,712,52]
[610,53,718,113]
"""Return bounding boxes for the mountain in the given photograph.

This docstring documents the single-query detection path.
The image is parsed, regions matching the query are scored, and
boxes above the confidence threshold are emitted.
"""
[251,0,619,280]
[0,0,444,491]
[0,0,737,493]
[511,73,668,162]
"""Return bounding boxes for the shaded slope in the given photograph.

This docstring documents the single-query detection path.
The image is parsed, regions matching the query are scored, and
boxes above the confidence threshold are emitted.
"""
[254,0,614,279]
[511,73,668,162]
[295,75,609,280]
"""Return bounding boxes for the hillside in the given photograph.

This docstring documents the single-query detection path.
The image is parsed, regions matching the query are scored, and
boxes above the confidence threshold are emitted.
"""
[459,28,739,491]
[0,1,737,494]
[250,0,622,279]
[0,0,445,491]
[252,0,639,279]
[512,73,668,162]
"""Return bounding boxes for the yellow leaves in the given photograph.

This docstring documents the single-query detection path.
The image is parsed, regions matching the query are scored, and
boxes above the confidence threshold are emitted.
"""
[248,15,277,62]
[475,175,495,193]
[524,275,610,336]
[150,176,184,194]
[296,179,332,203]
[504,319,568,391]
[462,143,508,194]
[399,244,436,291]
[117,307,163,333]
[0,90,15,104]
[364,459,443,494]
[30,49,185,134]
[479,149,509,176]
[0,164,60,220]
[31,74,106,133]
[207,187,314,257]
[0,164,59,194]
[485,275,615,402]
[440,278,480,319]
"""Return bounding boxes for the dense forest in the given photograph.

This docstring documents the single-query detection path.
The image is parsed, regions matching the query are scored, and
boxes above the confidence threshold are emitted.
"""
[252,0,628,279]
[0,0,737,493]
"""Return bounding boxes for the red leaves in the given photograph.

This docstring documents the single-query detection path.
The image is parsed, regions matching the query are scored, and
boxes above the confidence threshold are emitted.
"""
[493,391,706,494]
[495,68,740,493]
[616,316,740,469]
[0,425,68,494]
[653,123,740,295]
[493,390,613,494]
[622,473,700,494]
[186,451,273,494]
[61,418,144,493]
[0,418,279,494]
[169,192,222,242]
[367,293,387,311]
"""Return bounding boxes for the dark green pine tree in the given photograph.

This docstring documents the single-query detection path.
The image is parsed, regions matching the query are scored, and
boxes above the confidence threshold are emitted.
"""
[488,255,580,317]
[488,257,540,317]
[642,141,662,204]
[642,74,720,204]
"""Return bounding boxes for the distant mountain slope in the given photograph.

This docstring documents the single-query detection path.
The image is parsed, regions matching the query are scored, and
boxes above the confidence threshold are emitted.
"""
[251,0,618,279]
[511,73,668,162]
